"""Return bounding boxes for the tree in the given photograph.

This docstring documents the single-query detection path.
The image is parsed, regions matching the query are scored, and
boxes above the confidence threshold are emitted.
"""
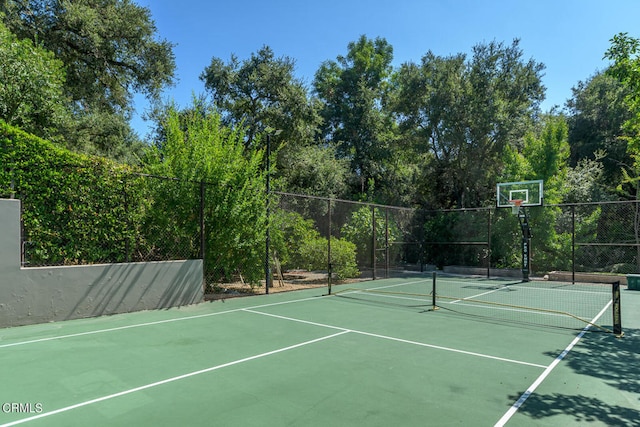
[522,114,570,201]
[0,19,70,139]
[314,35,396,197]
[278,144,349,198]
[200,45,320,151]
[1,0,175,157]
[494,115,572,273]
[340,205,401,269]
[566,71,631,183]
[391,39,545,208]
[604,32,640,271]
[143,100,267,285]
[604,32,640,199]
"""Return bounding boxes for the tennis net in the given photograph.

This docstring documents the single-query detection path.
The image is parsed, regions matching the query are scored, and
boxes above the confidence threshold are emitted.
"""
[434,274,622,334]
[331,273,623,335]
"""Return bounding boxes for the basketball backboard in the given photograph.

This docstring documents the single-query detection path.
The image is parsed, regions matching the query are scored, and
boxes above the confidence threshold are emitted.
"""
[496,180,543,208]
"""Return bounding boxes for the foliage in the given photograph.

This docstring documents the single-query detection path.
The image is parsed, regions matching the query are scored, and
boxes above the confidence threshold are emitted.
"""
[563,155,608,203]
[270,209,359,279]
[201,45,320,150]
[143,102,267,284]
[390,39,545,208]
[566,71,631,182]
[523,115,570,202]
[604,33,640,272]
[340,205,400,267]
[605,33,640,200]
[314,35,396,197]
[277,144,349,198]
[0,20,70,141]
[0,121,140,265]
[299,236,360,279]
[2,0,175,110]
[1,0,175,158]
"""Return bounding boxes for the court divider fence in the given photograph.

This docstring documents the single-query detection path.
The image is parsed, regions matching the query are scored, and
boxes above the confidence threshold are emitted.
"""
[5,168,640,295]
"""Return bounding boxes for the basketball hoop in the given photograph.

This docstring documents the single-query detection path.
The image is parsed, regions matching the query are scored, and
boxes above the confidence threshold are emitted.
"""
[509,199,523,215]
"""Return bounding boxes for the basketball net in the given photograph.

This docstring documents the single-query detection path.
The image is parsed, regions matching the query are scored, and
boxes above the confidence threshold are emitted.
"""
[509,199,523,215]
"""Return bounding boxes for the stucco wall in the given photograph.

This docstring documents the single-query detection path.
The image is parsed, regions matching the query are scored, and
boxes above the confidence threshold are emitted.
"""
[0,199,204,328]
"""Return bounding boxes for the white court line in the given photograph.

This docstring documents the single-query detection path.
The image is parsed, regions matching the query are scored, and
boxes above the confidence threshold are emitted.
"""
[0,295,327,349]
[1,278,431,349]
[0,330,350,427]
[355,278,432,292]
[493,301,613,427]
[243,309,547,369]
[450,287,501,304]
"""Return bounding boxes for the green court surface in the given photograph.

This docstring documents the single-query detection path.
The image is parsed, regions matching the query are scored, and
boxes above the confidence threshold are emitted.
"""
[1,275,639,426]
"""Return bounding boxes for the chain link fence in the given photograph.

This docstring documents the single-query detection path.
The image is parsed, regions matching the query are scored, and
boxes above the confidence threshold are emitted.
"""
[19,172,203,267]
[422,201,640,277]
[273,192,424,285]
[9,171,266,296]
[6,165,640,295]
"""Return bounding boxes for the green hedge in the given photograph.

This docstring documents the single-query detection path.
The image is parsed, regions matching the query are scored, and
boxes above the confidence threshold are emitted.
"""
[1,121,139,265]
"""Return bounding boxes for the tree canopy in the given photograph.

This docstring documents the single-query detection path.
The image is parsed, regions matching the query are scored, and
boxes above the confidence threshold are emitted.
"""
[605,32,640,198]
[0,0,636,210]
[200,45,319,151]
[0,19,70,139]
[1,0,175,157]
[314,35,396,196]
[390,39,545,208]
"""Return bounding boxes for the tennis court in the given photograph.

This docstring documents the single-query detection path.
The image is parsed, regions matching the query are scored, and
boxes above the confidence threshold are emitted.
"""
[1,274,639,426]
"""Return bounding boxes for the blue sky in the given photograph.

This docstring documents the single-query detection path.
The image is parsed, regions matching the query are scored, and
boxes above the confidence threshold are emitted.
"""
[132,0,640,137]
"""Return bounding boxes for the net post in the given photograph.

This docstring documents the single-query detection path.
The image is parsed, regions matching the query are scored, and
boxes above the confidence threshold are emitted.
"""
[612,281,623,337]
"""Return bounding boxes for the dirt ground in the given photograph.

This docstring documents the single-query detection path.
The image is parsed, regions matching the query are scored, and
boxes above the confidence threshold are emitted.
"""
[204,271,330,301]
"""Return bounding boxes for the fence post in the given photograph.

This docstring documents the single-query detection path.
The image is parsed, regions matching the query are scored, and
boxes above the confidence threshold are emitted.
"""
[385,208,389,278]
[265,134,272,294]
[372,205,376,280]
[487,208,492,278]
[636,201,640,274]
[571,204,575,284]
[327,198,332,294]
[123,175,130,263]
[200,181,206,292]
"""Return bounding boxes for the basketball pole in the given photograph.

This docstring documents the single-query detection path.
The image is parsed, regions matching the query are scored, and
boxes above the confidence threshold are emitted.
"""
[517,205,532,282]
[498,181,543,283]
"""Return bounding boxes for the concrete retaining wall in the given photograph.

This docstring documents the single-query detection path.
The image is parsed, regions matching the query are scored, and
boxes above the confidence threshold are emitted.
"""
[0,199,204,328]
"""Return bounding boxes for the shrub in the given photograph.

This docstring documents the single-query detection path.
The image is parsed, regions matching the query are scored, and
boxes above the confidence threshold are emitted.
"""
[0,121,140,265]
[341,206,400,267]
[272,209,359,279]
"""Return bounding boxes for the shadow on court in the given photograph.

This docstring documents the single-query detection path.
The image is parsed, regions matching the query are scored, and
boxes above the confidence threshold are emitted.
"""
[510,393,640,426]
[512,327,640,426]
